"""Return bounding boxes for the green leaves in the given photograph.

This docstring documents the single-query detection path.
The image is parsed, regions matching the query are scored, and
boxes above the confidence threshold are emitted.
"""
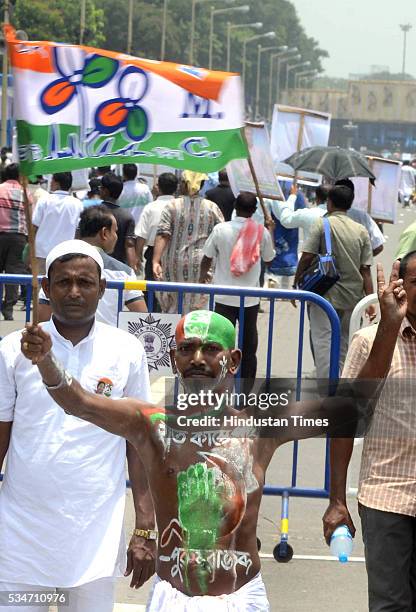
[81,55,118,86]
[126,107,148,141]
[12,0,105,47]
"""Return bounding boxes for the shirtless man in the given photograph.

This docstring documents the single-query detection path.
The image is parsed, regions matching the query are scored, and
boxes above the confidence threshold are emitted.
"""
[20,310,354,610]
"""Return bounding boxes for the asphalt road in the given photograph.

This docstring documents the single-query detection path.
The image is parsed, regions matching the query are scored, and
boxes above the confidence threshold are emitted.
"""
[0,203,413,611]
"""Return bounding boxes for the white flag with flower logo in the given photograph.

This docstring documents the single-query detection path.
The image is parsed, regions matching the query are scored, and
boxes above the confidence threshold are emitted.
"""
[6,26,247,176]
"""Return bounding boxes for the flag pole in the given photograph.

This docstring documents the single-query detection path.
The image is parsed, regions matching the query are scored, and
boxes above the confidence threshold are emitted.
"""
[293,113,305,188]
[21,175,39,325]
[240,127,273,227]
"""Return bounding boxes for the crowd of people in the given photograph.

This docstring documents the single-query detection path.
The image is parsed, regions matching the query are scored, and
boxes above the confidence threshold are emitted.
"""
[0,162,388,376]
[0,159,416,610]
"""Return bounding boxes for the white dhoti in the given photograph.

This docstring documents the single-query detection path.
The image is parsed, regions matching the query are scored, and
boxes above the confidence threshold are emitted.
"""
[146,573,270,611]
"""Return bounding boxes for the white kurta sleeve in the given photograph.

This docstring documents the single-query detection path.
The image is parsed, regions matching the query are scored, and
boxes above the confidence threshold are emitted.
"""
[0,336,17,421]
[124,337,152,403]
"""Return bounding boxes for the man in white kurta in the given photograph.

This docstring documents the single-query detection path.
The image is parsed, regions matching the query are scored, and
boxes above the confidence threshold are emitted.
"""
[0,241,152,611]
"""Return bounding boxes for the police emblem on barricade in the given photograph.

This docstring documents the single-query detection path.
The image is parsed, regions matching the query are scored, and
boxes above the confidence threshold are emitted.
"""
[118,312,180,374]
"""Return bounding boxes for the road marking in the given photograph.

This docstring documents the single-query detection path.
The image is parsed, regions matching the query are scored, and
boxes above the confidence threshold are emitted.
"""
[260,553,365,563]
[114,605,146,611]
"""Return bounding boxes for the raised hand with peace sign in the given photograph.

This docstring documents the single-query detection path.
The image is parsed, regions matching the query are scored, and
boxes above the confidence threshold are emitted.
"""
[377,261,407,327]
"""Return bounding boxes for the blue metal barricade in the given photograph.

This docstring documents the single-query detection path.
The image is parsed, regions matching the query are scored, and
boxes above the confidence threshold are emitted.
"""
[0,274,341,560]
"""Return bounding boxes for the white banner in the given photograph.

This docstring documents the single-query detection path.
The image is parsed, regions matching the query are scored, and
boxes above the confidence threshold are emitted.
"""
[226,123,285,200]
[351,157,401,224]
[139,164,181,188]
[71,168,90,191]
[270,105,331,183]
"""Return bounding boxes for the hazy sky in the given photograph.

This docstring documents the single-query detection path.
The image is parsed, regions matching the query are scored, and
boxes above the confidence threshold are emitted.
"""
[291,0,416,78]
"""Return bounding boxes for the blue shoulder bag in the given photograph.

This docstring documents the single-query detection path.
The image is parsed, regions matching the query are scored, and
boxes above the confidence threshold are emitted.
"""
[296,217,340,296]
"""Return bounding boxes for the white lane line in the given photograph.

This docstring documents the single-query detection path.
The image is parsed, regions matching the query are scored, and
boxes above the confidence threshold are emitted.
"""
[113,605,146,611]
[260,553,365,563]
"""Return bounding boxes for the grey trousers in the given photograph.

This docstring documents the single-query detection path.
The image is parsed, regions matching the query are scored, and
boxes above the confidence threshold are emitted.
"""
[309,303,352,380]
[360,504,416,612]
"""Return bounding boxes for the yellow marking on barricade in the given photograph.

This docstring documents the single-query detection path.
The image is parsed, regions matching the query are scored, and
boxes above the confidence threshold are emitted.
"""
[281,518,289,534]
[124,280,147,291]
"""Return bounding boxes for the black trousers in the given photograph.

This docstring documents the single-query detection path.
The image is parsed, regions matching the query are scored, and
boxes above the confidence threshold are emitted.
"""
[144,247,161,312]
[360,503,416,611]
[0,232,27,318]
[214,302,259,392]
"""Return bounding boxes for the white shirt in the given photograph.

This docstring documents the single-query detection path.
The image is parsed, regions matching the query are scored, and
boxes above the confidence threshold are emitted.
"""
[27,184,49,209]
[0,319,151,587]
[135,195,175,247]
[38,248,144,327]
[33,191,83,258]
[347,207,385,251]
[203,217,276,307]
[399,165,416,194]
[274,198,385,251]
[273,196,326,243]
[118,180,152,224]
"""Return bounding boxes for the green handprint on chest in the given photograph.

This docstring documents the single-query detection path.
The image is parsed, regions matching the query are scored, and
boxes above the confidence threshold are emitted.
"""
[177,462,225,550]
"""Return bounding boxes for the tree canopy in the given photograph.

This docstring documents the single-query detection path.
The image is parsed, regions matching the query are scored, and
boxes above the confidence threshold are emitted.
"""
[11,0,105,47]
[9,0,328,119]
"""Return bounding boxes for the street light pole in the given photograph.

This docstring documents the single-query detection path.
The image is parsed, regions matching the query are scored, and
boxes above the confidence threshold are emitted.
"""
[285,60,310,91]
[1,0,9,148]
[209,4,249,70]
[400,23,412,78]
[190,0,231,66]
[209,6,215,69]
[268,53,278,113]
[273,49,299,108]
[295,69,317,89]
[227,22,232,71]
[242,38,249,85]
[80,0,86,45]
[255,45,287,120]
[226,21,262,72]
[255,45,261,119]
[190,0,197,64]
[160,0,169,60]
[298,73,317,88]
[127,0,134,54]
[242,31,276,88]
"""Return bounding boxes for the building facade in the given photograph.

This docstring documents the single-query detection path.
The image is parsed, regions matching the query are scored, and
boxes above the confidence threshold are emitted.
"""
[282,80,416,154]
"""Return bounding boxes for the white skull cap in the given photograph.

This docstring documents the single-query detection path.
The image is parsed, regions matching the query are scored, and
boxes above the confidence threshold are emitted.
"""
[45,240,104,277]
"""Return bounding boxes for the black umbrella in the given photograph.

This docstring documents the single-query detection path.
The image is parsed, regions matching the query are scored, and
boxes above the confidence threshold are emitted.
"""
[284,146,376,182]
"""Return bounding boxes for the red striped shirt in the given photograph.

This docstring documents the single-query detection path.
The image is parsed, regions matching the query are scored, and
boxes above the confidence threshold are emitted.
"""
[0,180,28,235]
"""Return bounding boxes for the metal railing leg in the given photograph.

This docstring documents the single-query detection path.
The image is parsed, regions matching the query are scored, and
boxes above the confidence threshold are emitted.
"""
[273,491,294,562]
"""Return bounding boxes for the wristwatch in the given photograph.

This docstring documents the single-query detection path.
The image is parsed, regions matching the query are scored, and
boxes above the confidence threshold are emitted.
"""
[133,528,158,540]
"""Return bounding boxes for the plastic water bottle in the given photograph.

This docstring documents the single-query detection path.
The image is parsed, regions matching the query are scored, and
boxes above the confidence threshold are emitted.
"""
[330,525,353,563]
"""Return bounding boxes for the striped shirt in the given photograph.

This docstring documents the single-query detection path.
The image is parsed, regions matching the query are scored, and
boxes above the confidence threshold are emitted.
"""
[0,180,28,235]
[342,318,416,515]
